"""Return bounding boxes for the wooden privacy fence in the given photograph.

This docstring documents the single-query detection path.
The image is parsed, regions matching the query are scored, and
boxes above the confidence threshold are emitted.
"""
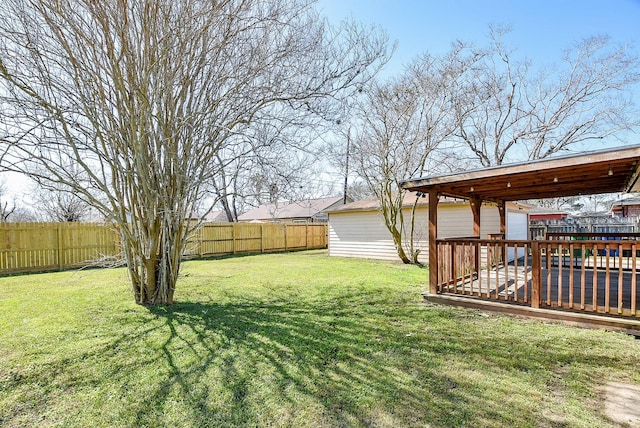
[0,222,118,274]
[0,222,328,275]
[185,223,328,257]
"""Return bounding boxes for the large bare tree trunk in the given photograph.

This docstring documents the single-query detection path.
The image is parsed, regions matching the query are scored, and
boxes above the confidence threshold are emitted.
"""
[390,227,411,264]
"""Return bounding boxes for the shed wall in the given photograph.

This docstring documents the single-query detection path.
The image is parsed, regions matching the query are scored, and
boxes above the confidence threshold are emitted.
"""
[328,203,514,263]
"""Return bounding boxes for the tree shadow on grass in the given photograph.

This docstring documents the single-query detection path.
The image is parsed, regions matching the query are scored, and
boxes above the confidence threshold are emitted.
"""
[146,300,425,426]
[4,295,635,427]
[137,299,634,427]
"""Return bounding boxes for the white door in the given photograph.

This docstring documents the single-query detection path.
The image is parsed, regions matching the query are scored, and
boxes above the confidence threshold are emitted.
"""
[507,211,528,261]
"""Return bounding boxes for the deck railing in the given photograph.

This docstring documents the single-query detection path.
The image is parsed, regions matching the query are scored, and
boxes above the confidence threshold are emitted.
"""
[436,238,639,317]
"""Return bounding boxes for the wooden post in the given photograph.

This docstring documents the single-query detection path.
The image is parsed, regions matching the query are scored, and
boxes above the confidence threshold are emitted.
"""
[284,224,288,251]
[498,201,506,263]
[232,223,237,254]
[470,197,481,238]
[498,201,506,236]
[428,190,439,294]
[260,224,264,253]
[470,197,481,275]
[57,224,64,270]
[451,241,456,292]
[531,241,541,308]
[305,224,309,250]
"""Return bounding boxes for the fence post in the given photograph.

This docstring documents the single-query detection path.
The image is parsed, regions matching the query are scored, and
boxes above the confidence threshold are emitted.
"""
[260,224,264,253]
[232,223,237,254]
[57,223,64,271]
[325,224,329,248]
[531,241,541,308]
[305,224,309,250]
[284,225,288,251]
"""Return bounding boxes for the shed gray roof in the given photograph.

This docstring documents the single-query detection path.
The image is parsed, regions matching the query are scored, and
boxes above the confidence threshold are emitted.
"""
[328,192,466,214]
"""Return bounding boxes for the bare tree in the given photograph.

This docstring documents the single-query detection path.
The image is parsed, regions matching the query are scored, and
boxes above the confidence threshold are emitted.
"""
[208,120,319,221]
[345,180,374,201]
[0,180,16,221]
[0,0,389,304]
[29,183,92,222]
[0,178,36,221]
[455,26,640,166]
[584,194,617,213]
[531,196,584,212]
[349,47,473,263]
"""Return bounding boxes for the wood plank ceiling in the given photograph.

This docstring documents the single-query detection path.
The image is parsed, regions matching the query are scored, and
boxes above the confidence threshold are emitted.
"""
[402,145,640,202]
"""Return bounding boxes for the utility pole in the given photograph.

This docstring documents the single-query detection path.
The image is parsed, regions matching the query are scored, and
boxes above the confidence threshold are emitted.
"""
[343,128,350,205]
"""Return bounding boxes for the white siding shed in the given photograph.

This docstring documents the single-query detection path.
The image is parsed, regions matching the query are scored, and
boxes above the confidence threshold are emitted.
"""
[328,197,529,263]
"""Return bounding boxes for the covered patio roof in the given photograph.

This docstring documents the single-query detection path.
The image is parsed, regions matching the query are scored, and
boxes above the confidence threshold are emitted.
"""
[402,145,640,202]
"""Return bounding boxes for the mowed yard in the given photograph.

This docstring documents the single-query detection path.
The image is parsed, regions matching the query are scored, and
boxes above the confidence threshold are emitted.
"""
[1,250,639,427]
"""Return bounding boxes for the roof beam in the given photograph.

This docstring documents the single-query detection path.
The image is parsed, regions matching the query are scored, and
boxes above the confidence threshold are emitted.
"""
[402,145,640,202]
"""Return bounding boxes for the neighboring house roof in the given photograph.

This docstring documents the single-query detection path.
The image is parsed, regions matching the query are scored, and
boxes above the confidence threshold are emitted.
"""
[572,211,613,218]
[238,196,346,221]
[202,210,229,222]
[611,197,640,207]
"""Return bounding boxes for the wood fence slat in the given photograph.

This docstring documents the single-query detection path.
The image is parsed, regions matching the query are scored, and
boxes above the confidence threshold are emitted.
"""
[581,244,586,310]
[546,243,552,305]
[523,243,529,303]
[531,241,540,309]
[503,242,509,301]
[451,242,457,294]
[493,242,499,299]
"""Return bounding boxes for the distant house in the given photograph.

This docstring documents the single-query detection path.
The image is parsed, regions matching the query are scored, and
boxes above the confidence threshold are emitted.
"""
[184,210,230,222]
[529,207,570,221]
[202,210,229,222]
[611,197,640,218]
[327,193,529,263]
[238,196,348,223]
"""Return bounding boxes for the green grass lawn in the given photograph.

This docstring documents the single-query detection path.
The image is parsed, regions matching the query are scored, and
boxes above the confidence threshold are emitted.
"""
[1,250,639,427]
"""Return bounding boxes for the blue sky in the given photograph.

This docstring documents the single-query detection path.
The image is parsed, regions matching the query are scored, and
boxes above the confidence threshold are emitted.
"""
[317,0,640,79]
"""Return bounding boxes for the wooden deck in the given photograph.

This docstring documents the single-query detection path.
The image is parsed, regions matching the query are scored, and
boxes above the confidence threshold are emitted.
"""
[424,292,640,335]
[402,146,640,334]
[434,255,640,334]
